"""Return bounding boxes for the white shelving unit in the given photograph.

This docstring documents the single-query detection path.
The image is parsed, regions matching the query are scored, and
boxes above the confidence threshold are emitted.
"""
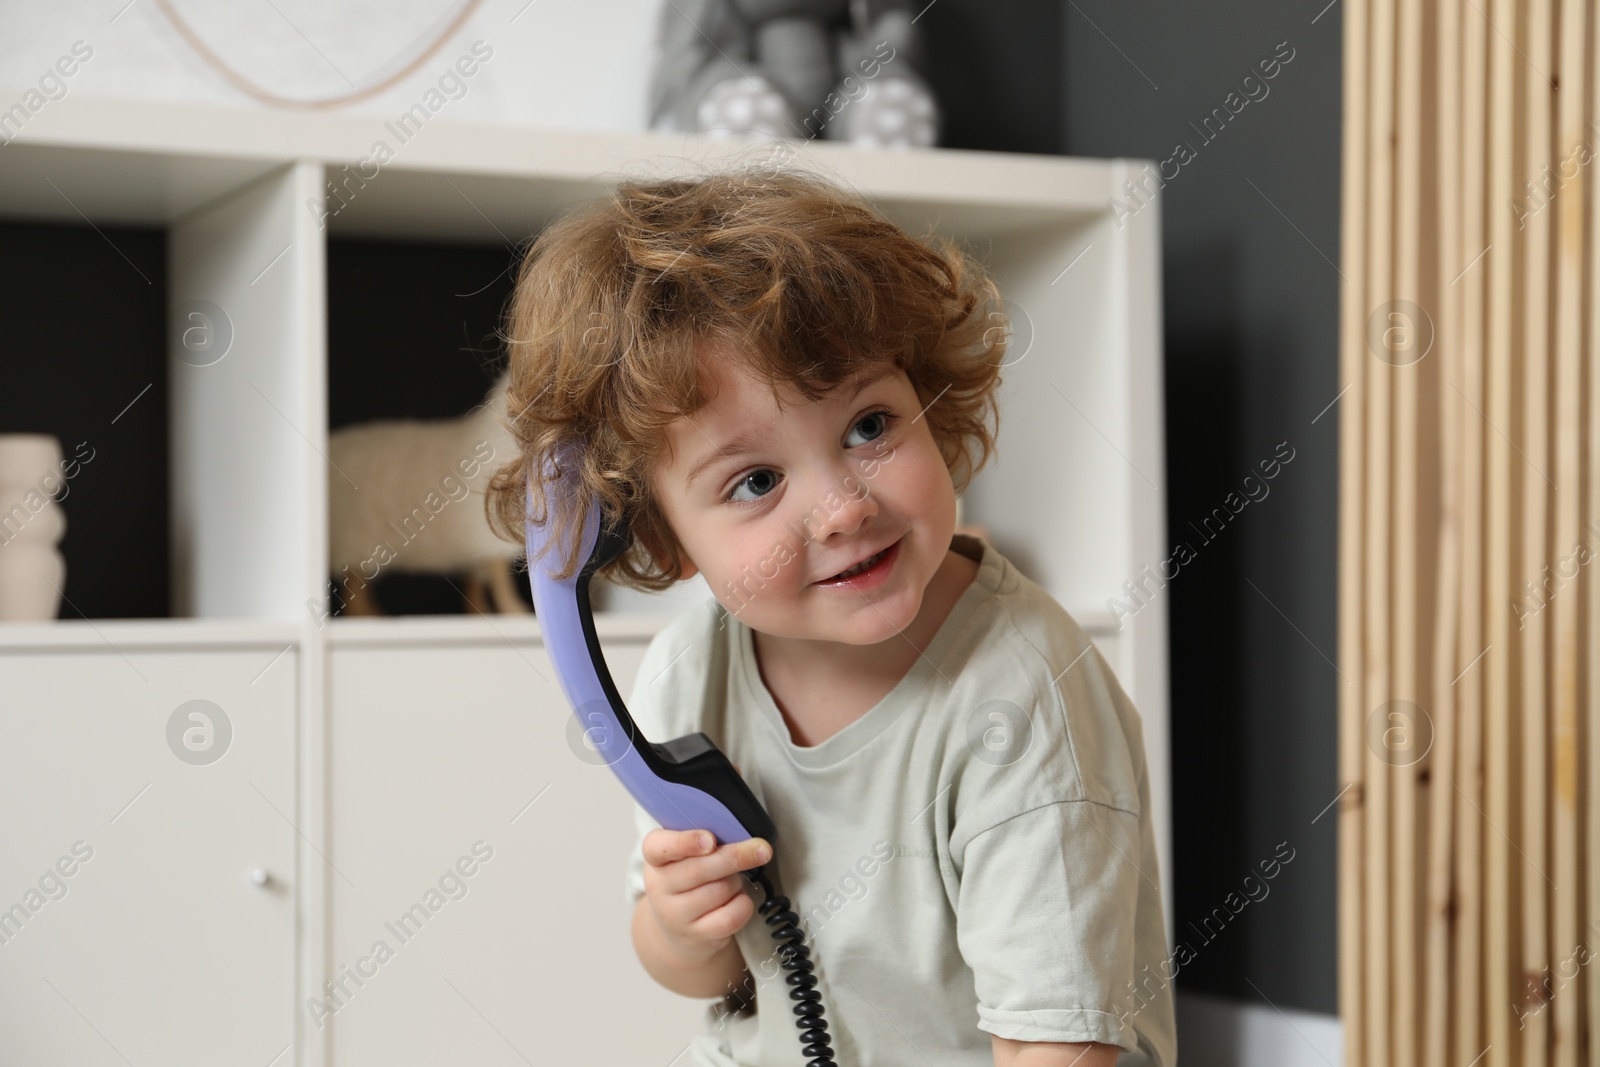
[0,96,1167,1067]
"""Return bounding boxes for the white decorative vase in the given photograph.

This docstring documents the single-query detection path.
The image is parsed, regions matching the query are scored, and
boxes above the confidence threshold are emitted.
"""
[0,434,68,621]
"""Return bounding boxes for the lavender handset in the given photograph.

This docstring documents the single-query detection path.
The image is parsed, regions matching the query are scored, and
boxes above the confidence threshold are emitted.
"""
[522,442,775,847]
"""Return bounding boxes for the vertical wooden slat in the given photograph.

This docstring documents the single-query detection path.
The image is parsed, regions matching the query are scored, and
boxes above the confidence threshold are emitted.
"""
[1587,4,1600,1057]
[1586,0,1600,1048]
[1520,0,1554,1061]
[1338,0,1373,1055]
[1455,0,1491,1057]
[1549,1,1587,1064]
[1484,0,1519,1058]
[1365,0,1398,1058]
[1395,0,1424,1053]
[1426,0,1464,1062]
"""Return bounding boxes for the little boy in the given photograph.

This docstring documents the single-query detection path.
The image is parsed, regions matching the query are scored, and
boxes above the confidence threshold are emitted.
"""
[487,165,1176,1066]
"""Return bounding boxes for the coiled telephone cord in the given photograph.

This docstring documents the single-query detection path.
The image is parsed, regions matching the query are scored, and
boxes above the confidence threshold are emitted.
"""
[750,869,838,1066]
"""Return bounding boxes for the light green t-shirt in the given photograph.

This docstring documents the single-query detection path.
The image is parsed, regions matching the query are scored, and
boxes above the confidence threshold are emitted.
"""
[624,534,1177,1066]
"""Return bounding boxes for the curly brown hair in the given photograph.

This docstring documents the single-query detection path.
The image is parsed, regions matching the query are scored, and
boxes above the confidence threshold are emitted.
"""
[484,162,1008,591]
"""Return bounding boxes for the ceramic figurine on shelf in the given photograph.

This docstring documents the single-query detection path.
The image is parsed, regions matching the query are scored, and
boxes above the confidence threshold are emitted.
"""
[648,0,940,149]
[326,370,529,617]
[0,434,71,621]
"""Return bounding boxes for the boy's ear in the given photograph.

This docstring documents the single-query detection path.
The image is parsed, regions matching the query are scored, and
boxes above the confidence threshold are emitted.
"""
[639,526,697,581]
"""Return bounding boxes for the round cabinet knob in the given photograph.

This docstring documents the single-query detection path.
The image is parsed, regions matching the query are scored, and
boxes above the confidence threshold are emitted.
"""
[251,867,271,886]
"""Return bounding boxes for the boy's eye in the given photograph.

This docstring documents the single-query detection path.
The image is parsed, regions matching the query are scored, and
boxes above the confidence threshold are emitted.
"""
[723,409,897,505]
[843,410,892,448]
[727,468,780,504]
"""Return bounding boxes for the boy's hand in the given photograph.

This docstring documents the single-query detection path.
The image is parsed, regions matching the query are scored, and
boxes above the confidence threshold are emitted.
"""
[640,828,772,964]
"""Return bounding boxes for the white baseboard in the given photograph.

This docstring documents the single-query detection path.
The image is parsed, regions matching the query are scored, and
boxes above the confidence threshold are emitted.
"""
[1175,988,1342,1067]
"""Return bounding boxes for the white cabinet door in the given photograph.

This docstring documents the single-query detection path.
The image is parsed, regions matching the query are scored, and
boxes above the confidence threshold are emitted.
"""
[0,639,298,1066]
[325,626,710,1067]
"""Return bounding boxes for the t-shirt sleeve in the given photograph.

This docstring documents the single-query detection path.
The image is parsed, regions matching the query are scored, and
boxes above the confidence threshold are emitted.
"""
[954,797,1145,1050]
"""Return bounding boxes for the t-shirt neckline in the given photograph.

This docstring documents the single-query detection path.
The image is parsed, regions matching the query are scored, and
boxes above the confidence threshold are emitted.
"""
[732,533,1000,769]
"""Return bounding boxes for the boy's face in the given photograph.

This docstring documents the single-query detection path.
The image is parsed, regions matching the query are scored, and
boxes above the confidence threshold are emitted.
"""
[648,346,959,648]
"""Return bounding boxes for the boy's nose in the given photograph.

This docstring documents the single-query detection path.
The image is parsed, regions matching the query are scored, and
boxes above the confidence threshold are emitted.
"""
[803,480,878,542]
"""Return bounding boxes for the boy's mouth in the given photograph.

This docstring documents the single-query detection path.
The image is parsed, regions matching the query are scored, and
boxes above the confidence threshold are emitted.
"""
[814,536,902,586]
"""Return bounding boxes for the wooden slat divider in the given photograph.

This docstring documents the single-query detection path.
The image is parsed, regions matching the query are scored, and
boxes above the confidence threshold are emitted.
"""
[1337,0,1597,1062]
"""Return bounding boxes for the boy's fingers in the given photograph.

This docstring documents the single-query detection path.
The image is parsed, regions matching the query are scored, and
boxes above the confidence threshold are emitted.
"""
[733,837,771,868]
[644,829,768,869]
[644,828,713,866]
[683,830,714,858]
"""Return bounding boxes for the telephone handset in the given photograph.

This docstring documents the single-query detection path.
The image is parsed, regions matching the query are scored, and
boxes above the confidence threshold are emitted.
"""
[523,442,839,1065]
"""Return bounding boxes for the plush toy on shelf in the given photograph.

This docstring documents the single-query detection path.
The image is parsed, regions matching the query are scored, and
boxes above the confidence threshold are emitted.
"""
[648,0,940,149]
[327,370,528,617]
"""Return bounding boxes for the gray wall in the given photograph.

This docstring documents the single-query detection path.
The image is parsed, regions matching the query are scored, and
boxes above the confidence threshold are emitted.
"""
[1059,1,1343,1016]
[646,0,1352,1024]
[924,0,1342,1019]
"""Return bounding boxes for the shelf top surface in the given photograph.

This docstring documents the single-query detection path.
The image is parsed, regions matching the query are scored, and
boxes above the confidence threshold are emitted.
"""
[0,604,1120,651]
[0,612,666,651]
[0,617,303,651]
[0,95,1148,241]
